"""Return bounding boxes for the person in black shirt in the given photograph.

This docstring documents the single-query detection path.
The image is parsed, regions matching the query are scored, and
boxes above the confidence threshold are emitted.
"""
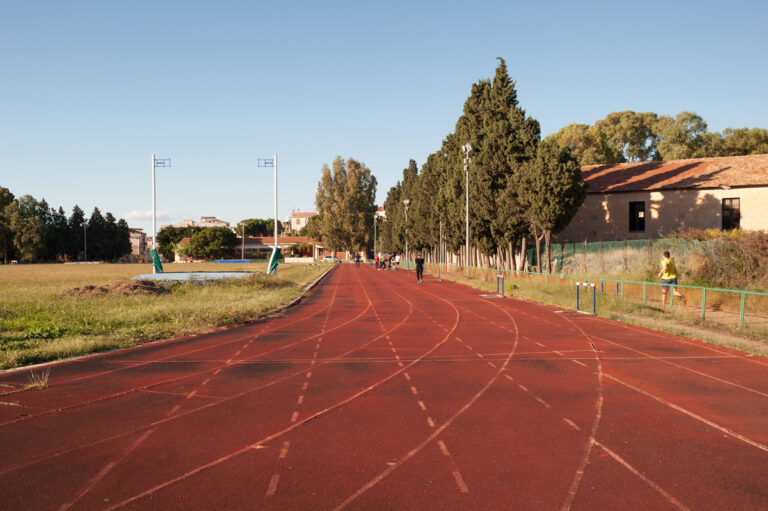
[415,253,425,283]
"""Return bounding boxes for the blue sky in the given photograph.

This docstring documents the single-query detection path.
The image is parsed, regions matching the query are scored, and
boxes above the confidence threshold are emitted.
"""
[2,1,766,236]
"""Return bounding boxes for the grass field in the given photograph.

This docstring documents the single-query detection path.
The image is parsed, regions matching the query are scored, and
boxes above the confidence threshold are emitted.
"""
[0,262,330,370]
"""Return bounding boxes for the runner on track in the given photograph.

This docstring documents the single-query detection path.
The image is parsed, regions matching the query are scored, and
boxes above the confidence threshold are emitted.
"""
[415,253,425,282]
[658,250,687,306]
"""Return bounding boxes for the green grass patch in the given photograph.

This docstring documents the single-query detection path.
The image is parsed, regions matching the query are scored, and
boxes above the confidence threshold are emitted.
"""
[0,262,330,369]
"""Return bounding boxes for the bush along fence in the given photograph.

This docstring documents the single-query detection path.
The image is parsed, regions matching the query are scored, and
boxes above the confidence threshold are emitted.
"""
[423,262,768,332]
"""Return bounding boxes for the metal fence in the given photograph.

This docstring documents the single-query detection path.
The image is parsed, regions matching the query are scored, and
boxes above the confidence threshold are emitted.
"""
[424,262,768,331]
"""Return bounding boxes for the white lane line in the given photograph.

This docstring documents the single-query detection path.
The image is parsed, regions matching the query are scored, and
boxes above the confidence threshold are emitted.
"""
[214,368,222,375]
[606,373,768,454]
[487,362,497,369]
[536,342,546,348]
[266,474,280,496]
[534,396,551,408]
[185,391,197,400]
[201,379,211,386]
[595,441,690,510]
[571,359,587,367]
[475,353,483,359]
[553,350,564,356]
[518,384,529,392]
[166,405,181,417]
[437,440,450,457]
[427,417,436,428]
[297,395,304,405]
[302,381,309,391]
[452,470,469,493]
[397,361,404,367]
[305,371,312,379]
[417,400,427,411]
[404,373,412,381]
[563,418,581,431]
[290,411,299,422]
[279,441,290,459]
[504,374,514,382]
[410,386,419,396]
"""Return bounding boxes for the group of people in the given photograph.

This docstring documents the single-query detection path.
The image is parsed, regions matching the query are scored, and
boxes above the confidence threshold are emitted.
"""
[374,253,400,270]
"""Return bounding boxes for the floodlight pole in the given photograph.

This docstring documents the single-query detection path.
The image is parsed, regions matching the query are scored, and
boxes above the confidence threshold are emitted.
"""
[151,154,171,273]
[403,199,410,270]
[83,221,88,261]
[258,154,279,276]
[373,216,377,260]
[462,143,473,267]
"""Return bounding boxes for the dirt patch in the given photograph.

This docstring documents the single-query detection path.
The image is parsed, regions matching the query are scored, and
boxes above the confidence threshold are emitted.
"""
[60,280,170,297]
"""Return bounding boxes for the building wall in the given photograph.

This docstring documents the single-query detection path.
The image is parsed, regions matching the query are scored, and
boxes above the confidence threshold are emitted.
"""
[555,186,768,243]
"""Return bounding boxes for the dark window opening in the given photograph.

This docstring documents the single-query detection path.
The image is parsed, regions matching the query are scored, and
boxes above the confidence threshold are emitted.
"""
[629,201,645,232]
[722,198,740,230]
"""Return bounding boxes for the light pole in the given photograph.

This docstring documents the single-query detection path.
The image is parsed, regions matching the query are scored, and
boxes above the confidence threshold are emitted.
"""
[403,199,410,270]
[82,221,88,261]
[258,154,279,275]
[152,154,171,273]
[461,143,473,267]
[373,215,378,261]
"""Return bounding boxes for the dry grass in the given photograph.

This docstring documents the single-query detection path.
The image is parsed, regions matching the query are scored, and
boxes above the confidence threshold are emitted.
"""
[0,262,329,369]
[26,368,50,389]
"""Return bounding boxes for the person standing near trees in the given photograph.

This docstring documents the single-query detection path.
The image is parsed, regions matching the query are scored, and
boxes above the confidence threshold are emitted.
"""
[658,250,687,307]
[415,253,425,283]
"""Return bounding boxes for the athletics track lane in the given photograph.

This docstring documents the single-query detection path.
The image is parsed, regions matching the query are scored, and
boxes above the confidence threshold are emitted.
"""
[0,263,765,509]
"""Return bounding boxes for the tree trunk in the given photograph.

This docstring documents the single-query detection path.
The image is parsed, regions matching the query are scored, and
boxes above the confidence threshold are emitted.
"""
[544,230,552,273]
[518,237,528,271]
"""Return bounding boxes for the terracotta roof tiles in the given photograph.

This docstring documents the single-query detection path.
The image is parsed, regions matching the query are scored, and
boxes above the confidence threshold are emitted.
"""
[582,154,768,193]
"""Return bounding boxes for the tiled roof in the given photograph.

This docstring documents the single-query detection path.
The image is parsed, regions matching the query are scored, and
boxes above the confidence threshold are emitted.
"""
[289,211,318,218]
[582,154,768,193]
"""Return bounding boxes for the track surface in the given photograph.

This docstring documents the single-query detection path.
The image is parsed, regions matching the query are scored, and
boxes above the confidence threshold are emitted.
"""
[1,264,766,510]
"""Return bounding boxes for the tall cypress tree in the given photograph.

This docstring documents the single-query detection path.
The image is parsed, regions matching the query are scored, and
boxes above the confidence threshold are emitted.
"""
[455,58,540,258]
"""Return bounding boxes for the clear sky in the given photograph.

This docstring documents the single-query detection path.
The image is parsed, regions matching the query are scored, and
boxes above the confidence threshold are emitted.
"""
[2,1,766,235]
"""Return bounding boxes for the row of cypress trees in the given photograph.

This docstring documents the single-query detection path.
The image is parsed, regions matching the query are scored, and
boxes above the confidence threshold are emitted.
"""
[0,187,131,263]
[378,59,586,271]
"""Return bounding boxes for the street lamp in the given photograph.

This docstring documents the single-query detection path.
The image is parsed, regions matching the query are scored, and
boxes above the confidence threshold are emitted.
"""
[258,154,279,276]
[82,220,88,261]
[461,143,473,267]
[152,154,171,273]
[403,199,410,270]
[373,215,378,261]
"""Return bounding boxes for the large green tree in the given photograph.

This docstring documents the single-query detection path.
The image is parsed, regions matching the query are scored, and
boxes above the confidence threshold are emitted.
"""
[509,140,586,272]
[314,156,377,255]
[181,227,237,259]
[235,218,283,237]
[455,57,540,261]
[5,195,46,261]
[0,187,16,262]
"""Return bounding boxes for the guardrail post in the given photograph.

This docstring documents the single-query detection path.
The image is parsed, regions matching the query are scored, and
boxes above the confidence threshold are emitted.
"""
[740,291,746,326]
[642,282,646,305]
[576,283,580,311]
[701,288,706,320]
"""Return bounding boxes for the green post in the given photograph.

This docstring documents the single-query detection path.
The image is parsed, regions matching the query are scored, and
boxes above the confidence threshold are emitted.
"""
[670,286,674,310]
[267,247,281,276]
[701,288,706,320]
[150,249,164,274]
[740,291,746,326]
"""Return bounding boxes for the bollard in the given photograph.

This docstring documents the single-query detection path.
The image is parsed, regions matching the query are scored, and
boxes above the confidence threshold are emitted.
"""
[496,274,504,297]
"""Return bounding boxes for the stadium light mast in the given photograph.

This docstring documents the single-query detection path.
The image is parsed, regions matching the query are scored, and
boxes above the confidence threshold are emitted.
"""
[152,154,171,273]
[258,154,279,275]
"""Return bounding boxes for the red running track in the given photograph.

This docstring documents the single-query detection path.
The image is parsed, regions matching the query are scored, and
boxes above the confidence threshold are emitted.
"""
[0,263,766,510]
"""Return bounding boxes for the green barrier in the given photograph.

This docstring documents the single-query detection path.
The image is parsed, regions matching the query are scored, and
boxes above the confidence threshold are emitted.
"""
[150,249,163,274]
[267,247,281,276]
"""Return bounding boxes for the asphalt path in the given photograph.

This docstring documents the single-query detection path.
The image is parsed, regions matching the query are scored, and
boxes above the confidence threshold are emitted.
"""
[0,263,766,510]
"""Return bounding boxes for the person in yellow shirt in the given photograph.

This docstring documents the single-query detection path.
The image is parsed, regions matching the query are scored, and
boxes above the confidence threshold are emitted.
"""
[658,250,687,307]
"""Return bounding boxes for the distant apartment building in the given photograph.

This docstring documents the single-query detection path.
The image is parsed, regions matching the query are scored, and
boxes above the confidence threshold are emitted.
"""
[127,229,151,263]
[164,216,231,230]
[286,210,318,233]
